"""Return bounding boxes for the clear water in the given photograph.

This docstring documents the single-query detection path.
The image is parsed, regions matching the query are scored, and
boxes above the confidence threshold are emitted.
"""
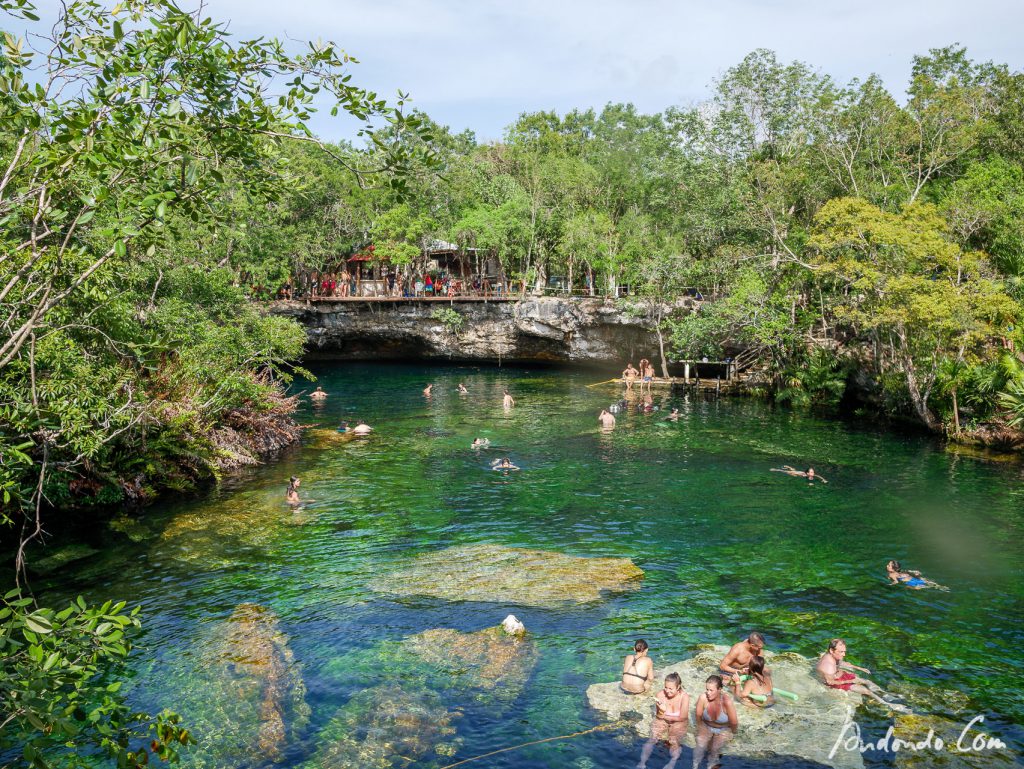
[30,363,1024,768]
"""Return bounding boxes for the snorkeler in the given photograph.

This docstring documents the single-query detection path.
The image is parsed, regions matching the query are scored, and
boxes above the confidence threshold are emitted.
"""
[310,386,327,401]
[286,476,301,504]
[599,409,616,429]
[770,465,828,483]
[719,632,765,676]
[491,457,519,471]
[885,560,944,590]
[816,638,910,713]
[621,639,654,695]
[638,672,689,769]
[731,655,774,708]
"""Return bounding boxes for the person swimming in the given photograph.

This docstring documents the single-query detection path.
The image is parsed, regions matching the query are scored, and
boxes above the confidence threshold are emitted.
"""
[336,421,350,433]
[502,389,515,408]
[491,457,519,470]
[770,465,828,483]
[471,437,490,449]
[423,384,433,396]
[457,382,468,393]
[599,409,616,429]
[351,420,373,436]
[286,476,301,505]
[886,560,944,589]
[667,408,679,421]
[310,386,327,401]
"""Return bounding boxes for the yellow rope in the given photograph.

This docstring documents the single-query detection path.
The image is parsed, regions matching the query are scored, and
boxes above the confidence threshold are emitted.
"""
[436,721,621,769]
[585,378,621,388]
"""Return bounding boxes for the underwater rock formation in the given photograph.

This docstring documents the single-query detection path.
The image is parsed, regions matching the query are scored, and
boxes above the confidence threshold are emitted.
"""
[586,645,865,769]
[402,623,539,701]
[307,685,462,769]
[374,543,643,608]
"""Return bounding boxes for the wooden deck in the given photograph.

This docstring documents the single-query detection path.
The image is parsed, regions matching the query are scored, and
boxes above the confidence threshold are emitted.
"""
[279,295,518,303]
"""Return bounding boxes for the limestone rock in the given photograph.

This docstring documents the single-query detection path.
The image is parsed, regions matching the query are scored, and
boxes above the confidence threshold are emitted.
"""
[374,543,643,607]
[307,685,461,769]
[586,645,865,769]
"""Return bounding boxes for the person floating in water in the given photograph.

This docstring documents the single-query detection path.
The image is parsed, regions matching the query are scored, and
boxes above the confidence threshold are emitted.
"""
[457,382,468,394]
[816,638,909,712]
[621,639,654,694]
[638,672,689,769]
[667,408,679,421]
[502,389,515,408]
[351,420,373,436]
[286,476,301,505]
[719,632,765,676]
[731,654,774,708]
[770,465,827,483]
[599,409,616,430]
[309,386,327,401]
[471,437,490,449]
[886,560,944,590]
[693,675,738,769]
[491,457,519,471]
[336,421,350,433]
[423,384,433,397]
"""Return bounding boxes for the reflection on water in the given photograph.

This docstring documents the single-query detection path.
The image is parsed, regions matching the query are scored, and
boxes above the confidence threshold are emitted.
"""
[31,363,1024,768]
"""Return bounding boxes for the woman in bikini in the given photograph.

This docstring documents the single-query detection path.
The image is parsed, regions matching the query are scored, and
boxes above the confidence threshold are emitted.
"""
[731,654,774,708]
[886,560,944,589]
[621,639,654,694]
[693,675,738,769]
[637,672,689,769]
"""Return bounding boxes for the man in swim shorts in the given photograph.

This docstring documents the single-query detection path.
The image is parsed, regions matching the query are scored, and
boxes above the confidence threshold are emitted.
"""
[638,672,689,769]
[718,632,765,676]
[309,386,327,401]
[599,409,616,429]
[817,639,908,711]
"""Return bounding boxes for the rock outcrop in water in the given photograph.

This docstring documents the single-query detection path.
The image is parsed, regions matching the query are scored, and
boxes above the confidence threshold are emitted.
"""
[216,603,311,764]
[586,645,865,769]
[402,623,539,704]
[306,685,462,769]
[270,296,693,364]
[374,543,644,607]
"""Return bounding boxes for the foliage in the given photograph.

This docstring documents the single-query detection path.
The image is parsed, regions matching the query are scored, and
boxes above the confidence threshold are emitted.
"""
[0,589,193,768]
[430,307,465,335]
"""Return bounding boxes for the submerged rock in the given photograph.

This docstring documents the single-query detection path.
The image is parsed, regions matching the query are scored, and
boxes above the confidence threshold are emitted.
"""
[307,684,461,769]
[375,544,643,608]
[891,712,1020,768]
[586,645,865,769]
[305,427,356,450]
[402,623,539,701]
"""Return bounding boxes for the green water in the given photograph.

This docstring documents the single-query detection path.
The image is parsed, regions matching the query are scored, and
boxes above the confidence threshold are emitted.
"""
[30,363,1024,768]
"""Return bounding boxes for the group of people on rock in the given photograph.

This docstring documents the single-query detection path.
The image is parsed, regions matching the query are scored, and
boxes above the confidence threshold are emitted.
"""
[623,358,656,392]
[627,632,912,769]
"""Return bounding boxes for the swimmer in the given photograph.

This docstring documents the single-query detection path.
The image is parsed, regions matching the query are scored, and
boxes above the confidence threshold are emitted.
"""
[886,560,945,590]
[731,655,774,708]
[637,672,689,769]
[621,639,654,694]
[502,389,515,408]
[471,437,490,449]
[286,476,301,505]
[599,409,616,429]
[693,675,738,769]
[719,632,765,676]
[310,386,327,401]
[770,465,827,483]
[457,382,468,394]
[423,384,433,396]
[491,457,519,471]
[816,638,909,712]
[667,408,679,421]
[351,420,373,436]
[336,421,350,433]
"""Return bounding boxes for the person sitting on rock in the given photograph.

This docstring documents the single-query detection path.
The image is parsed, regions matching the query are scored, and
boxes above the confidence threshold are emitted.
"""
[694,675,738,769]
[731,654,774,708]
[621,639,654,694]
[816,638,909,713]
[719,632,765,676]
[638,672,689,769]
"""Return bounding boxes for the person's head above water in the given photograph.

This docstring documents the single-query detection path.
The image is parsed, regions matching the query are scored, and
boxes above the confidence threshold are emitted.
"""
[807,468,816,477]
[887,560,902,572]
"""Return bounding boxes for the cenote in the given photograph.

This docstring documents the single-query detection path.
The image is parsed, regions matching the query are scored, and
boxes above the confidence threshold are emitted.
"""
[28,363,1024,769]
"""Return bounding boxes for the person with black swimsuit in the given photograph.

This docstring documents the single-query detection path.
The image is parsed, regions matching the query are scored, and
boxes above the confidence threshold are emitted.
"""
[621,639,654,694]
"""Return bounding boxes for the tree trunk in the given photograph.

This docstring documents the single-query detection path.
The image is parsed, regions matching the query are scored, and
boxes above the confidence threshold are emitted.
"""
[897,334,938,431]
[655,306,670,378]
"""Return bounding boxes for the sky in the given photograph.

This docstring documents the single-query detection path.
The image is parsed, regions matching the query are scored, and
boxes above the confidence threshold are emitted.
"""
[33,0,1024,143]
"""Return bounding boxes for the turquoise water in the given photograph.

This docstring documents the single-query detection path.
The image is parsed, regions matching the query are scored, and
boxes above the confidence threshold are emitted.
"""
[30,363,1024,768]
